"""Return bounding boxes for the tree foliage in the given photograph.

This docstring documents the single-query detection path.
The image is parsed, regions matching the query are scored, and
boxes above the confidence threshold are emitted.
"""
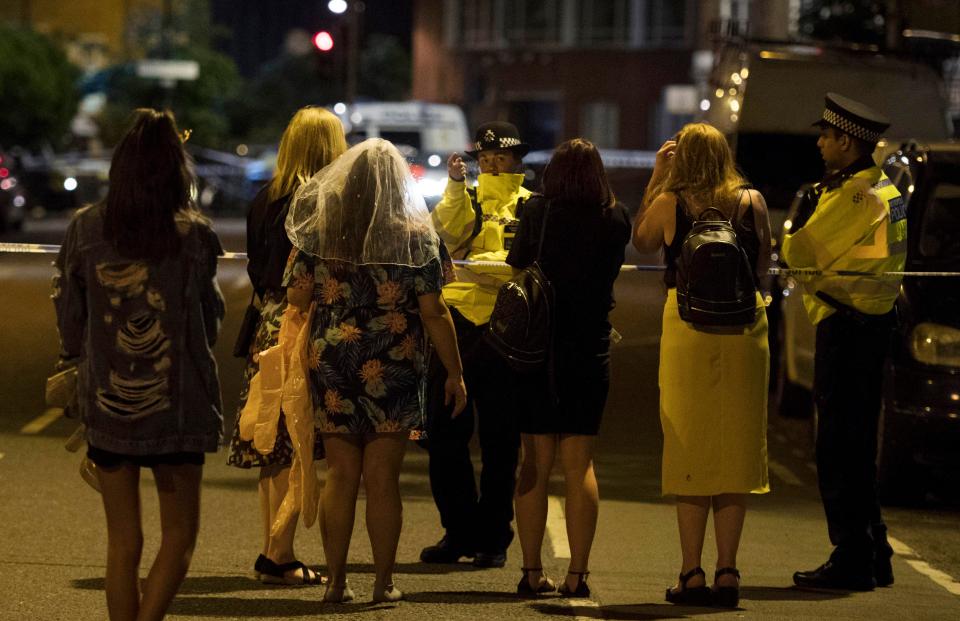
[0,26,79,150]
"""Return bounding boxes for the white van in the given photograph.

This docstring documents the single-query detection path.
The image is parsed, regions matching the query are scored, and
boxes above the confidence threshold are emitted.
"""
[329,101,471,201]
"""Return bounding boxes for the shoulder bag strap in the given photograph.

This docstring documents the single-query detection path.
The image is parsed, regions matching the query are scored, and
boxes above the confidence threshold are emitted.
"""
[535,199,550,262]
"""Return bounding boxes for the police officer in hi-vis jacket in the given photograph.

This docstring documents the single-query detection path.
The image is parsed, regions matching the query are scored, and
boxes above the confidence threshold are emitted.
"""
[784,93,906,591]
[420,122,532,568]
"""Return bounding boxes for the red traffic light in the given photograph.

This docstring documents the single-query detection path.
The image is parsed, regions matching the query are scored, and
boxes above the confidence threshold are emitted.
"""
[313,31,334,52]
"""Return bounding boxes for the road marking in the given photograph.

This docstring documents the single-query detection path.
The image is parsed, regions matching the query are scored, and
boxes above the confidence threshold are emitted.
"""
[20,408,63,434]
[547,495,571,559]
[889,535,960,596]
[557,597,600,621]
[768,459,805,486]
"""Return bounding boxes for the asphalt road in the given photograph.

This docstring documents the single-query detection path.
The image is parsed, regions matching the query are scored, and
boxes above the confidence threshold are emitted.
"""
[1,217,959,620]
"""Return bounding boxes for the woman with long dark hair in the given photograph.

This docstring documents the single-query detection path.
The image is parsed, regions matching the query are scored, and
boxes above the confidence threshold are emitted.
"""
[508,138,631,598]
[226,106,347,585]
[632,122,771,608]
[53,109,225,620]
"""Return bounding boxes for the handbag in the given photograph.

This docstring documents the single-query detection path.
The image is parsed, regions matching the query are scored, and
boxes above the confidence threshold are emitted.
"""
[232,292,260,358]
[45,364,78,416]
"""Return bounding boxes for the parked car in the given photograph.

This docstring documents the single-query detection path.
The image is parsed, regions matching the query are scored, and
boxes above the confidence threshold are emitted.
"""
[775,141,960,504]
[0,150,27,232]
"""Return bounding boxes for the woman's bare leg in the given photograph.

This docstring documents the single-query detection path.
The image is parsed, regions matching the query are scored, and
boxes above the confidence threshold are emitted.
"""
[673,495,710,590]
[137,463,202,621]
[558,434,598,590]
[320,434,363,591]
[514,433,556,588]
[712,493,746,587]
[98,464,144,621]
[361,432,408,594]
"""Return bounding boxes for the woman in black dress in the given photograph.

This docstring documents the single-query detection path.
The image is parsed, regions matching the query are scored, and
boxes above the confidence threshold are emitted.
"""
[507,138,631,597]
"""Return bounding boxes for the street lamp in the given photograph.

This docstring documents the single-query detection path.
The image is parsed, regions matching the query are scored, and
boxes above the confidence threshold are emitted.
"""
[328,0,347,14]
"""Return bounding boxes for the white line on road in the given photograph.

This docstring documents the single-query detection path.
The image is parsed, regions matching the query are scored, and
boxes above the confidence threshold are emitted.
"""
[768,459,805,486]
[547,494,571,559]
[20,408,63,434]
[889,535,960,596]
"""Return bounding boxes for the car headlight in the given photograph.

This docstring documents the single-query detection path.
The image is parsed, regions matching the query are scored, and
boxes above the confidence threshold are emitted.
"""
[911,322,960,367]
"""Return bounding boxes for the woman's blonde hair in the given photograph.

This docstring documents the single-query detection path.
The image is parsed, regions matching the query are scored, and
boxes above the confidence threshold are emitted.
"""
[659,122,746,217]
[267,106,348,202]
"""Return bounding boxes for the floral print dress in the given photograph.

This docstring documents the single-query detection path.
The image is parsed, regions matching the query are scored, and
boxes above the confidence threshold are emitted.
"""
[283,250,444,435]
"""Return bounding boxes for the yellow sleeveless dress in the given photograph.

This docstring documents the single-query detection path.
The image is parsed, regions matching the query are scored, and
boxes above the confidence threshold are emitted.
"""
[659,288,770,496]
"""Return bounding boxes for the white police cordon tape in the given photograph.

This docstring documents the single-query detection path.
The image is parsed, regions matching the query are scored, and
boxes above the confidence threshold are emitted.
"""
[2,242,959,278]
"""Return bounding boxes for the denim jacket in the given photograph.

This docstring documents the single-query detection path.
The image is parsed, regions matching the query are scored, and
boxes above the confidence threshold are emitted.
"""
[52,204,225,454]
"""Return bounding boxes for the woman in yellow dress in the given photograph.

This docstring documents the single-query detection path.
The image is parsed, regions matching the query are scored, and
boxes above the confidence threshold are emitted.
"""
[632,123,771,608]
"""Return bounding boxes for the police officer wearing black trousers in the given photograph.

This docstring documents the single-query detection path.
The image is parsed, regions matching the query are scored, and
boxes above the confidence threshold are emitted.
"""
[783,93,907,591]
[420,122,532,568]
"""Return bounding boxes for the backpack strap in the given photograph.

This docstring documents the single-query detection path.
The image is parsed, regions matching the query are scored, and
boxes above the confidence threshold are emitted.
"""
[535,199,550,262]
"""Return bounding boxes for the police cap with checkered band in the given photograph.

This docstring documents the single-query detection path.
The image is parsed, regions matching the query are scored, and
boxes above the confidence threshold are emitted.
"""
[813,92,890,145]
[465,121,530,159]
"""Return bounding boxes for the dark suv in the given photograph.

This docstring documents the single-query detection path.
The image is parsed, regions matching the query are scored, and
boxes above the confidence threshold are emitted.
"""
[775,142,960,504]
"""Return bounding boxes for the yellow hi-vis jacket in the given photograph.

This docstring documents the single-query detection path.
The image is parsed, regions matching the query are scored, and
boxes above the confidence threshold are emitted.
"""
[431,172,532,326]
[782,165,907,325]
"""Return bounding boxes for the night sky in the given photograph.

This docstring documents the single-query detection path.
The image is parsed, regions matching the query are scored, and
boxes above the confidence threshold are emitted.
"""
[211,0,413,77]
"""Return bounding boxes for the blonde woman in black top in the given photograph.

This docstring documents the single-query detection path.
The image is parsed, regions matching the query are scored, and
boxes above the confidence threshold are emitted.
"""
[632,123,771,608]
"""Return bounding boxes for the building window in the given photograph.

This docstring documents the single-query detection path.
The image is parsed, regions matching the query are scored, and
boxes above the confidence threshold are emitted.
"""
[580,0,630,45]
[462,0,498,47]
[505,0,563,45]
[647,0,687,45]
[581,102,620,149]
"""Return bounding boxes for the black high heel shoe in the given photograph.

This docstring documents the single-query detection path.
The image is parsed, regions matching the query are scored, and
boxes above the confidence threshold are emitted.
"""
[558,571,590,598]
[517,567,557,597]
[665,567,712,606]
[712,567,740,608]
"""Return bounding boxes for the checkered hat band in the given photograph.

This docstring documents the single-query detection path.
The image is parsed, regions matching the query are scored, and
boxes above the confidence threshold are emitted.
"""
[823,109,880,142]
[474,136,522,150]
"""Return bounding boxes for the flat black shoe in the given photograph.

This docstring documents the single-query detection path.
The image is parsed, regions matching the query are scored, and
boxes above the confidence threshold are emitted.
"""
[517,567,557,597]
[665,567,712,606]
[712,567,740,608]
[420,536,475,564]
[558,571,591,598]
[473,550,507,568]
[793,561,876,591]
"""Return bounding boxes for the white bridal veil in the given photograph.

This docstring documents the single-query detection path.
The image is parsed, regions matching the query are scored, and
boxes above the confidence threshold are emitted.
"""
[285,137,439,267]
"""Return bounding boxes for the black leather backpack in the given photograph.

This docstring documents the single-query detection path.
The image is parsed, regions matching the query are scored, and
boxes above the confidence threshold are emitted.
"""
[676,196,758,327]
[486,202,554,373]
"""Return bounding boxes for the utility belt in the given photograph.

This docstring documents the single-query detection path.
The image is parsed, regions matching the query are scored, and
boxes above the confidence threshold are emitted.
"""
[815,291,896,331]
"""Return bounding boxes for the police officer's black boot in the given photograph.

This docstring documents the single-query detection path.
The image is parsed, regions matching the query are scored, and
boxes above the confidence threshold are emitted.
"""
[419,535,475,564]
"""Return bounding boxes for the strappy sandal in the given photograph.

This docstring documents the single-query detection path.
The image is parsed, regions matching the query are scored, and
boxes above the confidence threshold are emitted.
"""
[516,567,557,597]
[712,567,741,608]
[665,567,712,606]
[558,571,590,598]
[257,557,324,586]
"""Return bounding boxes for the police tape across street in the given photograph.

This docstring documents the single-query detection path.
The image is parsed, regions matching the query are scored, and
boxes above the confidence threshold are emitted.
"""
[2,242,958,279]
